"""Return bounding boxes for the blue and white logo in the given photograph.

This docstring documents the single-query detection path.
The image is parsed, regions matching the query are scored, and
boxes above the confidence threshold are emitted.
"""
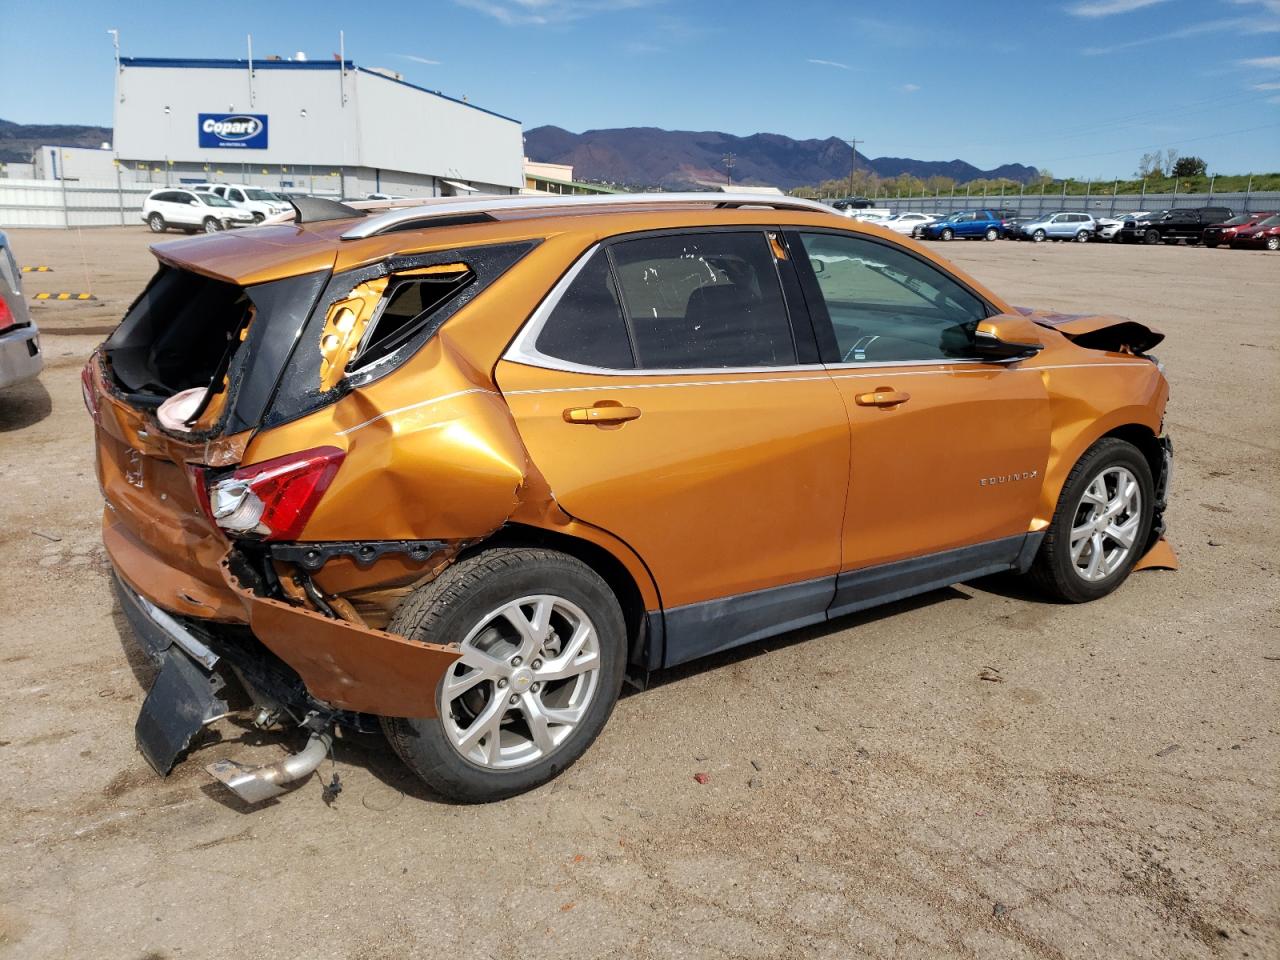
[198,113,268,149]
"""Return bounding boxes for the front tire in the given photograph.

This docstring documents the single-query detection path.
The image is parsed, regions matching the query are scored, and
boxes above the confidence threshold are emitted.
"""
[382,548,626,803]
[1032,229,1047,243]
[1144,229,1160,245]
[1267,236,1280,251]
[940,228,954,241]
[985,227,999,241]
[202,217,222,234]
[1029,438,1154,603]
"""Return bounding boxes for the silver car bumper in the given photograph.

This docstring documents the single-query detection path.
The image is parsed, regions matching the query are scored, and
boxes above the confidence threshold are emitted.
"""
[0,324,42,389]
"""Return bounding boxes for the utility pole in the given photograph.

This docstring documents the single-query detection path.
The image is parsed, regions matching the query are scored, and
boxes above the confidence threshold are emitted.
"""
[722,153,735,187]
[847,137,863,198]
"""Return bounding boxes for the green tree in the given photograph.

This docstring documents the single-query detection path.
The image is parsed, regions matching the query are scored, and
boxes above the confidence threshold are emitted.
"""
[1172,156,1208,177]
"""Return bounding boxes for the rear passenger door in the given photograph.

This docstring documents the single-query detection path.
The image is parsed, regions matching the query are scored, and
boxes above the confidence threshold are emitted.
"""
[496,229,850,665]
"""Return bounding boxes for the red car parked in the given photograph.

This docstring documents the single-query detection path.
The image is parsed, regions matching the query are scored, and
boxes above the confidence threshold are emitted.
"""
[1203,212,1276,248]
[1228,214,1280,251]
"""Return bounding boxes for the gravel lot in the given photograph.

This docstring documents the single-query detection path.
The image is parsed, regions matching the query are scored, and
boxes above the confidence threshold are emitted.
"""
[1,227,1276,960]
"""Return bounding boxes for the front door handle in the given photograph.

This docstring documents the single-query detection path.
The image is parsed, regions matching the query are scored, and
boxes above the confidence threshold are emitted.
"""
[563,403,643,425]
[854,390,911,408]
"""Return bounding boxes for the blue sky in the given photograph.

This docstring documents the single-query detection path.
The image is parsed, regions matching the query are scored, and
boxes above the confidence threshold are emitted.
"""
[1,0,1277,177]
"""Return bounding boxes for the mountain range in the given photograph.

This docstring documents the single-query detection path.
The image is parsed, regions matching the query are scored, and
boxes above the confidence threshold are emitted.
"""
[524,126,1039,190]
[0,118,1040,188]
[0,119,113,163]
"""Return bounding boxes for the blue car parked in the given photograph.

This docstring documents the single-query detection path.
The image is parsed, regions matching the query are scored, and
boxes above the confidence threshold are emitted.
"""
[919,209,1005,241]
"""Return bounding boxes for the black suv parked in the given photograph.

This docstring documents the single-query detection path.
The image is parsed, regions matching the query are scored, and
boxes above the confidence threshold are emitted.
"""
[1117,207,1234,245]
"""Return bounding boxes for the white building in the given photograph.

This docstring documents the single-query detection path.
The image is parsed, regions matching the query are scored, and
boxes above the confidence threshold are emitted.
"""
[111,56,524,197]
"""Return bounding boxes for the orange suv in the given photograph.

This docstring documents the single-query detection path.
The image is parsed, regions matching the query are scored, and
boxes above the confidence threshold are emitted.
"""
[87,193,1174,803]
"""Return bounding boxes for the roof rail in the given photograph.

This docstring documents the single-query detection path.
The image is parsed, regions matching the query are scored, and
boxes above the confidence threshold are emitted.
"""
[338,191,836,240]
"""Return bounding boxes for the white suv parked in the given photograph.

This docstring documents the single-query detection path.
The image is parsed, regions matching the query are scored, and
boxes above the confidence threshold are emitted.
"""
[141,189,255,234]
[199,184,292,222]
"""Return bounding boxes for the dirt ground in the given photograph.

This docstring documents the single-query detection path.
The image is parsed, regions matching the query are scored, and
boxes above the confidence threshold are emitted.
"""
[1,227,1276,960]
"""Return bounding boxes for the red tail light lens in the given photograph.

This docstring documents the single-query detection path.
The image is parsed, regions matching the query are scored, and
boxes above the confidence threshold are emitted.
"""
[81,362,99,420]
[208,446,345,541]
[0,297,13,332]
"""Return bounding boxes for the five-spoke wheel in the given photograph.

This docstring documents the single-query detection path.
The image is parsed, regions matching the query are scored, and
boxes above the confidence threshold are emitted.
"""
[442,594,601,769]
[382,548,625,802]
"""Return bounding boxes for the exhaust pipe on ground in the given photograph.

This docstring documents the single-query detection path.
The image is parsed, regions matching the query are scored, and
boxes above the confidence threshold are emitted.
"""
[205,728,333,804]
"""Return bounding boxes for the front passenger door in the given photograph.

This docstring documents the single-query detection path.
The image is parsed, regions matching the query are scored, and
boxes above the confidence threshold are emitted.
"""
[791,229,1050,612]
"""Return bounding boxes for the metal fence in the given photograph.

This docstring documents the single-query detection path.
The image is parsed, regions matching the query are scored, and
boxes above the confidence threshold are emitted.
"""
[838,189,1280,218]
[0,177,156,228]
[0,177,340,228]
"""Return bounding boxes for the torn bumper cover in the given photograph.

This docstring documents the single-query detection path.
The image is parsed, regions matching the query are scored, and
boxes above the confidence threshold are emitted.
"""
[111,537,461,776]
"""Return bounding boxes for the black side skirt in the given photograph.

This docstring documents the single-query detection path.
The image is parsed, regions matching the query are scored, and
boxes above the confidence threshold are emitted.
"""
[657,532,1042,669]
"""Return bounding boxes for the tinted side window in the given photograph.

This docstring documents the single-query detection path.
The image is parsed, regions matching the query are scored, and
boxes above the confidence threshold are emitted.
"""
[799,232,989,364]
[609,232,796,369]
[534,251,635,369]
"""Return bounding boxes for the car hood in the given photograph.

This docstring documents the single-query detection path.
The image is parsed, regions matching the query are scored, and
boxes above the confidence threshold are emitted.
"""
[1014,307,1164,354]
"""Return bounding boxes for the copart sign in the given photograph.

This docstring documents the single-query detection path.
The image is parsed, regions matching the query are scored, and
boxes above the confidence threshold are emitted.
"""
[198,113,268,149]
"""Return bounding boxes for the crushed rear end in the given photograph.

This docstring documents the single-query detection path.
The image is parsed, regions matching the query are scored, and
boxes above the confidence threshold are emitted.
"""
[88,226,474,793]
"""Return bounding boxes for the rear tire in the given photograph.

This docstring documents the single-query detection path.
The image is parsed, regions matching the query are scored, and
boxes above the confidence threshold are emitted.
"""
[1075,230,1090,243]
[147,213,166,233]
[1204,241,1218,248]
[381,548,626,803]
[1028,438,1154,603]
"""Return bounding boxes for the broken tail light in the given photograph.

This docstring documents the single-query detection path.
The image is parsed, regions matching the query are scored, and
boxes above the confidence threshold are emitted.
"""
[81,362,99,421]
[207,446,345,541]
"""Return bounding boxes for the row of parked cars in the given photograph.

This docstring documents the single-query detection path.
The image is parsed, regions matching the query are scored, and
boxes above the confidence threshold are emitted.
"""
[840,204,1280,251]
[140,184,295,234]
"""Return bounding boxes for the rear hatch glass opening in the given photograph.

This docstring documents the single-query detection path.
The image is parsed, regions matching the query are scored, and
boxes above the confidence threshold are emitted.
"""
[103,266,256,433]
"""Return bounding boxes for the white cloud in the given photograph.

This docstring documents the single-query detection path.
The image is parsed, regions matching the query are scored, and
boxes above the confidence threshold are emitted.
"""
[807,58,850,70]
[1067,0,1170,16]
[902,83,921,93]
[394,54,441,65]
[1255,80,1280,88]
[1241,55,1280,67]
[455,0,660,25]
[1084,13,1279,54]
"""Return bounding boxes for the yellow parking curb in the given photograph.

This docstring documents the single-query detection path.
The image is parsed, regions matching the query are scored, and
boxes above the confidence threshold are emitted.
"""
[22,265,54,273]
[32,292,96,301]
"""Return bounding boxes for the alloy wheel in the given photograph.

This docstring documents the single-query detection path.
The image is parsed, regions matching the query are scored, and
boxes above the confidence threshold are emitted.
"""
[1076,230,1090,243]
[1033,229,1046,242]
[203,219,221,234]
[1267,236,1279,251]
[1069,466,1142,582]
[441,594,601,770]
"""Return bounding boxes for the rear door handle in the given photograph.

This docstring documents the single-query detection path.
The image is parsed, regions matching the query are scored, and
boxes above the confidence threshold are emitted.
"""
[563,403,642,425]
[854,390,911,408]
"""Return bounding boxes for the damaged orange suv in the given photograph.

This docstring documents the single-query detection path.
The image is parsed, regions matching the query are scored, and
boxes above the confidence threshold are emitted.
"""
[87,193,1173,803]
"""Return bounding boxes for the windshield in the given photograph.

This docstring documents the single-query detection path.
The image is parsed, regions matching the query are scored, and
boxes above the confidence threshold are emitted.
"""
[1256,215,1280,228]
[199,194,233,207]
[1220,215,1253,226]
[245,189,276,201]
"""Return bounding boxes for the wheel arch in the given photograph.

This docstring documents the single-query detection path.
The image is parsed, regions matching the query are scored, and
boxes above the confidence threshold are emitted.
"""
[459,521,662,676]
[1034,406,1165,532]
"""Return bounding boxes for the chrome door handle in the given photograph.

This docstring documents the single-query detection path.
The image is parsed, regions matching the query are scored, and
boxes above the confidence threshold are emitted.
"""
[854,390,911,408]
[563,404,642,425]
